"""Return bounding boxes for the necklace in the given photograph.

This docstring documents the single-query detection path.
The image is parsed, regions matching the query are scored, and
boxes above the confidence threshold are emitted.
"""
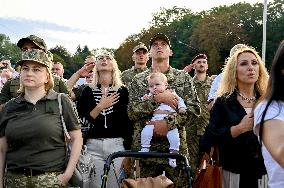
[237,91,256,103]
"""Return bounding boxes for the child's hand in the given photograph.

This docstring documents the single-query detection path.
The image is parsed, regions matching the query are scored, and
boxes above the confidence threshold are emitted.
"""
[178,107,186,114]
[142,94,151,101]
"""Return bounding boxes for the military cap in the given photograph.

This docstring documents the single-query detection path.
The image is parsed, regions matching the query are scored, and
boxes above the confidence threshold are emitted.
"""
[17,49,52,69]
[192,53,207,63]
[133,42,148,53]
[149,33,171,49]
[17,35,47,52]
[46,50,54,62]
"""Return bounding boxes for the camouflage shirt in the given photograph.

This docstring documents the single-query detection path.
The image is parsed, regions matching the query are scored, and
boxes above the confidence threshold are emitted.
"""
[186,75,214,173]
[128,67,200,187]
[192,75,214,134]
[193,75,214,106]
[128,67,200,172]
[121,66,148,88]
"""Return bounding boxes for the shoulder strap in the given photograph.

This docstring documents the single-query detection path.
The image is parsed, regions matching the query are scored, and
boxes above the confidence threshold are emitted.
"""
[58,93,71,140]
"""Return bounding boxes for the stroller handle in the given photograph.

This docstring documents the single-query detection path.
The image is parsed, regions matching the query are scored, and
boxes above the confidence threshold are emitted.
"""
[101,150,192,188]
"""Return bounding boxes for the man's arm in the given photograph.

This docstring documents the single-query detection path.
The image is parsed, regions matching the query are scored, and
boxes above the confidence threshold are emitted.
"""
[67,62,94,90]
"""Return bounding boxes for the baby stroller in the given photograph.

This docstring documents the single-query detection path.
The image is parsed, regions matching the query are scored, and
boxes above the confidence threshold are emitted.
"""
[100,151,192,188]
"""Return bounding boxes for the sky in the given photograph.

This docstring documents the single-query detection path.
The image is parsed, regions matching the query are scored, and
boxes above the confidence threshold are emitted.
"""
[0,0,264,54]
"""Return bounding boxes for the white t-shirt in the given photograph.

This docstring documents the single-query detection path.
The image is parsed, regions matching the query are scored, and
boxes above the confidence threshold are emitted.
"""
[75,77,86,87]
[254,100,284,188]
[207,73,223,101]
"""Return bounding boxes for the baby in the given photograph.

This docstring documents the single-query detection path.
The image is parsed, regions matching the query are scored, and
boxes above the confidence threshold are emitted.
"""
[140,72,187,168]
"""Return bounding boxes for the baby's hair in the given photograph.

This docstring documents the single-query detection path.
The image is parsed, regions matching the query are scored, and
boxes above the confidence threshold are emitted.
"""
[147,72,168,83]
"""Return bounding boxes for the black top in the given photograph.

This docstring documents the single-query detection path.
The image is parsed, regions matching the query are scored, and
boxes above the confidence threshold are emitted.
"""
[77,85,133,149]
[200,91,266,178]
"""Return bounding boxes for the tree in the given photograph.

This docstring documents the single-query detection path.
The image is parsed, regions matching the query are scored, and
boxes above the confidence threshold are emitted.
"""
[150,6,193,28]
[115,7,200,71]
[0,34,21,66]
[189,3,271,74]
[50,45,72,64]
[50,45,75,78]
[115,34,138,71]
[265,0,284,68]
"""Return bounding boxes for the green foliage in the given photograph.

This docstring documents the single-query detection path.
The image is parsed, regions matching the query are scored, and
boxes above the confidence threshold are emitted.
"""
[1,1,283,76]
[265,0,284,69]
[190,4,250,74]
[49,45,95,78]
[150,6,193,28]
[0,34,21,67]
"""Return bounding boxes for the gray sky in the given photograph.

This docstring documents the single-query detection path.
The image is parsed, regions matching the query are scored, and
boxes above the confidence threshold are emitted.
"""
[0,0,263,53]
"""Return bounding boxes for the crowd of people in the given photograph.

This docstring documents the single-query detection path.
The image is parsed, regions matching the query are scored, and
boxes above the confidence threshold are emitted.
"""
[0,33,283,188]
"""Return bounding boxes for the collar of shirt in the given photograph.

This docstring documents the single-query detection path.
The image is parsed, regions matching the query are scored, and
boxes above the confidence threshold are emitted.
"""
[14,89,58,104]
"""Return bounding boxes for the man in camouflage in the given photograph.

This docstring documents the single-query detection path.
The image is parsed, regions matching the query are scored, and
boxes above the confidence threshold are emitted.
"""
[0,35,69,107]
[121,42,149,88]
[186,54,214,175]
[127,33,200,187]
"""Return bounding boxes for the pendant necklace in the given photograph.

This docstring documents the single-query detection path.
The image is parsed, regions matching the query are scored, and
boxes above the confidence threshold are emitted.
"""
[237,91,256,103]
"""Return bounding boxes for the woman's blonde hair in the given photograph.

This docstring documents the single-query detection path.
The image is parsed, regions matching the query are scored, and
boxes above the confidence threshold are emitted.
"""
[19,63,54,94]
[217,47,269,98]
[90,50,123,90]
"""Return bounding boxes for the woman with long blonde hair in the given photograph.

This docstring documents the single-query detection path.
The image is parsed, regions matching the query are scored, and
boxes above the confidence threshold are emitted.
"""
[77,50,133,188]
[201,46,269,187]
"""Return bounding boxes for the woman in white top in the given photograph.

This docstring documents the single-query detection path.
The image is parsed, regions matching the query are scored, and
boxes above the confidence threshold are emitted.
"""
[254,40,284,187]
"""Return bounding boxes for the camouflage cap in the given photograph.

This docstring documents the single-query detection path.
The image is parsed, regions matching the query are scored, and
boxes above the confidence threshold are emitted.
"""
[46,51,54,62]
[16,49,52,69]
[149,33,171,49]
[17,35,47,52]
[133,42,148,53]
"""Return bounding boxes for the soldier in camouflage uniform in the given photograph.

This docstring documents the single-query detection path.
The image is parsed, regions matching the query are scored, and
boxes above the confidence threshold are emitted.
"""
[127,33,200,187]
[186,54,214,175]
[0,35,69,108]
[0,49,82,187]
[121,42,149,88]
